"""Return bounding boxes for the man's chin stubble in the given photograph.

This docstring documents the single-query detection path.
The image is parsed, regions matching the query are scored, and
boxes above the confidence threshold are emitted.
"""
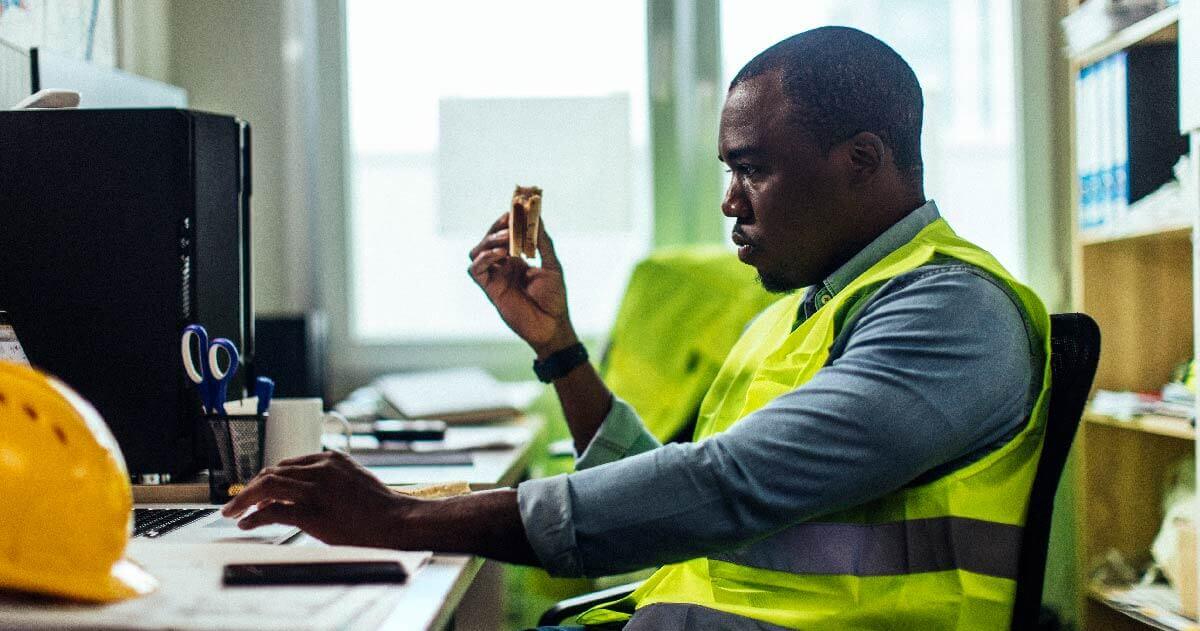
[757,273,800,295]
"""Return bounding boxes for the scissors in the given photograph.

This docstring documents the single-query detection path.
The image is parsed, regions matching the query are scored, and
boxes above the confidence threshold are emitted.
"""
[180,324,240,415]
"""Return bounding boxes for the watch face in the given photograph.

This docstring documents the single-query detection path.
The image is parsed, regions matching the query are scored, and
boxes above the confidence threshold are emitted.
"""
[535,343,588,382]
[0,312,29,365]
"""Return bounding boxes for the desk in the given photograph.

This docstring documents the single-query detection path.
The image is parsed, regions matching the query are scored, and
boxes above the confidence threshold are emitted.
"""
[0,415,546,631]
[300,417,542,629]
[366,416,544,629]
[370,555,483,630]
[369,418,543,490]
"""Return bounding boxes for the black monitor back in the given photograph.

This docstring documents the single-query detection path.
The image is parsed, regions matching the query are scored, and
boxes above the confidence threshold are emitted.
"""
[0,108,252,479]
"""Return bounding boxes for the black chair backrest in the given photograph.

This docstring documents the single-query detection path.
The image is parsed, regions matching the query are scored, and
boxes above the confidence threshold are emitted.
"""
[1010,313,1101,630]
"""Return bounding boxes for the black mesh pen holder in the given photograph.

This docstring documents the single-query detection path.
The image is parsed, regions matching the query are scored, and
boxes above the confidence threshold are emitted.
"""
[206,413,267,503]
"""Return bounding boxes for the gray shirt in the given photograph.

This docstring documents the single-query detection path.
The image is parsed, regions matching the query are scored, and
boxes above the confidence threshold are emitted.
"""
[517,201,1042,577]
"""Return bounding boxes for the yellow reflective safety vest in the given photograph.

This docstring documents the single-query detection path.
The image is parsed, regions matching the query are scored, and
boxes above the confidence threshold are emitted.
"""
[579,218,1051,630]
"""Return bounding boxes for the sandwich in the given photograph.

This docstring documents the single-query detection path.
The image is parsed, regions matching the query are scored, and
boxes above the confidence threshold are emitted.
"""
[509,185,542,258]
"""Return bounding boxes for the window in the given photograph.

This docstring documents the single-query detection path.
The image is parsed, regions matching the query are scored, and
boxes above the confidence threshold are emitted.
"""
[345,1,652,343]
[721,0,1022,277]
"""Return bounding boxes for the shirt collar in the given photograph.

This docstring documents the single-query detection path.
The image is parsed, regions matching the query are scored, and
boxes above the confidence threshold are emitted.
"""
[801,200,941,319]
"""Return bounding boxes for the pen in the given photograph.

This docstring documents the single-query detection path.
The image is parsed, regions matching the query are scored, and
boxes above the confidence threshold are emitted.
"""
[255,377,275,416]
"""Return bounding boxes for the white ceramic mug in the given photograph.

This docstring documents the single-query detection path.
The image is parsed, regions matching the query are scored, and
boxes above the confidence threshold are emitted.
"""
[263,397,352,467]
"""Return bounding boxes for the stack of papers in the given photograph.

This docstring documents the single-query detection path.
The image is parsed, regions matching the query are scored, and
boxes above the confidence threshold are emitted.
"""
[1096,584,1200,631]
[1091,389,1195,421]
[374,368,541,424]
[0,543,430,631]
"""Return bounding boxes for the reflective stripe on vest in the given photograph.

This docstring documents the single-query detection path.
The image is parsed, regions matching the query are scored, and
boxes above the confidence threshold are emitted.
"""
[709,516,1022,580]
[625,603,792,630]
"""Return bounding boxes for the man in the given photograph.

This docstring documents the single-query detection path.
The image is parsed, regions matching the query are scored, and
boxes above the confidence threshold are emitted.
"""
[224,27,1049,629]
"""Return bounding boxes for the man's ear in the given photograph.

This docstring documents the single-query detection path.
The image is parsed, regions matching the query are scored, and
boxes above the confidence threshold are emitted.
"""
[847,131,885,185]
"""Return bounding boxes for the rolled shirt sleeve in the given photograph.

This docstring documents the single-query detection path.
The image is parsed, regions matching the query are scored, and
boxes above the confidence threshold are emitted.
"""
[575,397,662,470]
[518,264,1040,577]
[518,396,663,573]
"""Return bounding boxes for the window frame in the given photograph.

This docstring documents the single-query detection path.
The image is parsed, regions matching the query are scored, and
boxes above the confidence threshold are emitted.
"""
[312,0,1060,398]
[313,0,727,396]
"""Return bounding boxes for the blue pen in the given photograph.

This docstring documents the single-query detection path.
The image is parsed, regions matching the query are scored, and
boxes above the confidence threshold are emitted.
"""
[255,376,275,416]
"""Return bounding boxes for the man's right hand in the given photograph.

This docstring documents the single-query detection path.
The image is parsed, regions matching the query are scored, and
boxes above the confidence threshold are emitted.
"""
[468,213,578,358]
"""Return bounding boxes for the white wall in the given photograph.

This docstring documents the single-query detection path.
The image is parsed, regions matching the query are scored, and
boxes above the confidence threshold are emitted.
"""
[117,0,315,317]
[168,1,296,316]
[115,0,169,82]
[0,0,116,66]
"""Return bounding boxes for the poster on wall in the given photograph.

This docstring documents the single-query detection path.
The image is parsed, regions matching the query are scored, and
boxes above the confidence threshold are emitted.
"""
[0,0,114,66]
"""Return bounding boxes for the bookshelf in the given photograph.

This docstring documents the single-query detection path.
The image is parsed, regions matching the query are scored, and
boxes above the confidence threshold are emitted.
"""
[1072,4,1180,67]
[1068,3,1197,629]
[1078,219,1190,246]
[1084,412,1196,441]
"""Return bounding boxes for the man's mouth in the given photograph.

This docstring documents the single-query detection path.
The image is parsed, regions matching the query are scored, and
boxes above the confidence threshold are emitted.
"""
[732,230,756,262]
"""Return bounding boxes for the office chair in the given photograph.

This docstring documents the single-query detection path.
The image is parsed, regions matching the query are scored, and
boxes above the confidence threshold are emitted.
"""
[540,313,1101,629]
[599,245,776,442]
[1010,312,1100,629]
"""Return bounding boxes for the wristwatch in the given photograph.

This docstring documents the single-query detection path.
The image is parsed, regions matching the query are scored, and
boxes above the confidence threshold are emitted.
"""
[533,343,588,383]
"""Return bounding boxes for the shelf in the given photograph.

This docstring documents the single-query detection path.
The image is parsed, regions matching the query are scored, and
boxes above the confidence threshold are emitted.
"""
[1088,585,1199,631]
[1080,219,1192,246]
[1069,5,1194,629]
[1085,412,1195,441]
[1071,4,1180,68]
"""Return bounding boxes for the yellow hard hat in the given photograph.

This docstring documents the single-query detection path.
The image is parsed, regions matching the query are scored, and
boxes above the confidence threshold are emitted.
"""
[0,361,157,601]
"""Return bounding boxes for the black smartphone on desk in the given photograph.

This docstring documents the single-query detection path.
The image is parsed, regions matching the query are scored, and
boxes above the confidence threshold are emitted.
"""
[373,419,447,441]
[222,561,408,586]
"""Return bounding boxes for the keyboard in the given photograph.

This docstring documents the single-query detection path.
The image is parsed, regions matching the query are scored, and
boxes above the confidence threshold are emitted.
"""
[133,507,216,539]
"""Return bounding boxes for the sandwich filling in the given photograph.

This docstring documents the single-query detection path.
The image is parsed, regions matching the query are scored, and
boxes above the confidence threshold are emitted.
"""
[510,185,542,258]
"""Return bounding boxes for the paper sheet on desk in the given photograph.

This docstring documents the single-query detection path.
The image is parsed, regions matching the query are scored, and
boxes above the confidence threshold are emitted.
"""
[326,423,533,454]
[374,368,543,423]
[0,542,432,631]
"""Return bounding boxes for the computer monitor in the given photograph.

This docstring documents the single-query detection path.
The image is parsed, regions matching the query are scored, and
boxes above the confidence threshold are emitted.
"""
[0,108,253,481]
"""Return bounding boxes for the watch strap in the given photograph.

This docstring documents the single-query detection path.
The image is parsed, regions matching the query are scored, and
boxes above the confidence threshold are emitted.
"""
[533,343,588,383]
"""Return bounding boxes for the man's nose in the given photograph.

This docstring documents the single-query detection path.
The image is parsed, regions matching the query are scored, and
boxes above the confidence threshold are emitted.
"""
[721,182,749,219]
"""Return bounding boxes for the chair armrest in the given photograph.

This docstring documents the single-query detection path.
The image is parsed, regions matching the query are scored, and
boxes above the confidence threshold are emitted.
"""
[537,581,643,627]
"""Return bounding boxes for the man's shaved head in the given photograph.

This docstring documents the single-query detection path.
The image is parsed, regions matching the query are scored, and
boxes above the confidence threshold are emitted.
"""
[730,26,924,189]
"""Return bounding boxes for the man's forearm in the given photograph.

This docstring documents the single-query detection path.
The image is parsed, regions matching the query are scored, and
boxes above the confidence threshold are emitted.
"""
[535,334,614,454]
[398,489,541,566]
[549,361,613,454]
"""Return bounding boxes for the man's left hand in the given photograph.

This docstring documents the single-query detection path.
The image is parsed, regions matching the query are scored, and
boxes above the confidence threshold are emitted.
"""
[221,450,413,548]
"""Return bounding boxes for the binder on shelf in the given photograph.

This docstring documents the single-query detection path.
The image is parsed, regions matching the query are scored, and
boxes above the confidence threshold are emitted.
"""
[1102,55,1119,222]
[1075,65,1090,228]
[1084,62,1097,229]
[1076,44,1188,233]
[1114,51,1129,220]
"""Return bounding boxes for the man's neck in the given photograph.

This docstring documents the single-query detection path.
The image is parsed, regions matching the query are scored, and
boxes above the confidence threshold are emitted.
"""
[824,194,927,278]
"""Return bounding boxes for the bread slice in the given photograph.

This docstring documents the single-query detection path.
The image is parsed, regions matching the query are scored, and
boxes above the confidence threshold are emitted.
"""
[509,185,542,258]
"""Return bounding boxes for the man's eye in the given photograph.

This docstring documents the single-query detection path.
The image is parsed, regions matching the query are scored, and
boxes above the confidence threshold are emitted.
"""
[727,165,760,177]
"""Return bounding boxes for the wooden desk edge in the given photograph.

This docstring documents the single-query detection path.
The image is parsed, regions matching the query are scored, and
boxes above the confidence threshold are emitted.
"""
[359,554,484,631]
